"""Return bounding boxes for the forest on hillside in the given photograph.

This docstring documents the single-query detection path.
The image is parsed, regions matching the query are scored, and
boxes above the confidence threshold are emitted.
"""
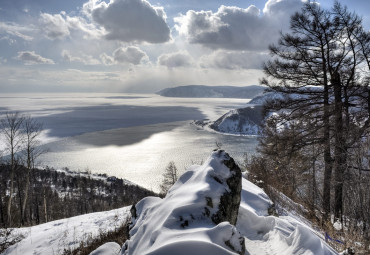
[0,164,156,228]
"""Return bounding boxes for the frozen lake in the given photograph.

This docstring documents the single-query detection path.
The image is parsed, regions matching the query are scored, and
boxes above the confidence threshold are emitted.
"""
[0,93,258,192]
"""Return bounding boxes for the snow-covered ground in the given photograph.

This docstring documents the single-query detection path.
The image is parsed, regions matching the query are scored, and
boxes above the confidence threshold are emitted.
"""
[121,151,338,255]
[2,151,338,255]
[1,207,130,255]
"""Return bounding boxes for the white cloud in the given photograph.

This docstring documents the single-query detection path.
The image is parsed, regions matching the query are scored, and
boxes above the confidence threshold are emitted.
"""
[113,46,148,65]
[16,51,55,65]
[200,50,269,70]
[39,13,70,40]
[175,0,304,51]
[65,15,104,39]
[0,22,34,42]
[61,50,101,65]
[39,12,103,40]
[89,0,171,43]
[158,51,193,68]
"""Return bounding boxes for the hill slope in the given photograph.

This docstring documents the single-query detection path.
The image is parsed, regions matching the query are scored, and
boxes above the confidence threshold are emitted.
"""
[194,105,263,135]
[157,85,265,98]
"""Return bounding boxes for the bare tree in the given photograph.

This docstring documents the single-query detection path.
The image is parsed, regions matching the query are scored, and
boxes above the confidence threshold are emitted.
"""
[20,116,43,225]
[160,161,178,195]
[261,1,370,220]
[0,112,25,227]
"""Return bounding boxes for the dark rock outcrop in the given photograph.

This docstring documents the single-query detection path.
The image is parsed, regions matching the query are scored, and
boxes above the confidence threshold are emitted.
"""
[210,150,242,226]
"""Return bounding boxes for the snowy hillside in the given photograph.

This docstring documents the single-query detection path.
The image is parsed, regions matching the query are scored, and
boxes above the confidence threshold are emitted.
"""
[193,91,287,135]
[194,106,263,135]
[121,150,337,255]
[1,207,130,255]
[157,85,265,98]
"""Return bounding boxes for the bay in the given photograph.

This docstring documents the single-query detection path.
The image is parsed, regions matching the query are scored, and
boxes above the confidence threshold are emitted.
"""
[0,93,258,192]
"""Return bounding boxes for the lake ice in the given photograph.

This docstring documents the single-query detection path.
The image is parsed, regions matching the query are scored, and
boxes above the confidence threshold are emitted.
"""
[0,93,258,192]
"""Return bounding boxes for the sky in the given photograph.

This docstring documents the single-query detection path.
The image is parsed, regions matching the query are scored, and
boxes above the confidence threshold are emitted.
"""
[0,0,369,93]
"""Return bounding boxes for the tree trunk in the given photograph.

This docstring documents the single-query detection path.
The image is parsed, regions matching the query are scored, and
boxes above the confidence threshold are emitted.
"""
[0,193,4,227]
[332,72,346,220]
[16,177,23,226]
[322,78,332,220]
[43,189,48,223]
[7,156,15,227]
[21,168,31,225]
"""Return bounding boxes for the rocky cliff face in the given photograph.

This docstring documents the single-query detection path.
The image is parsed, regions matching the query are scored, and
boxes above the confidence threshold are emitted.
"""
[122,150,245,255]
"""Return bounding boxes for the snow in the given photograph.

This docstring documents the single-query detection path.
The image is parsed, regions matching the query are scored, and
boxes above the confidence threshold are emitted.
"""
[122,151,338,255]
[2,151,338,255]
[122,150,245,254]
[89,242,121,255]
[195,106,263,136]
[1,207,131,255]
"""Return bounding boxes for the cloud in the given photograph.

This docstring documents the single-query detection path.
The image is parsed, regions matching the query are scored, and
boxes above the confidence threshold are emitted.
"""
[113,46,148,65]
[263,0,305,16]
[0,22,34,42]
[39,13,70,40]
[175,0,304,51]
[200,50,269,70]
[61,50,101,65]
[158,51,193,68]
[100,53,115,65]
[88,0,171,43]
[39,12,103,40]
[16,51,55,65]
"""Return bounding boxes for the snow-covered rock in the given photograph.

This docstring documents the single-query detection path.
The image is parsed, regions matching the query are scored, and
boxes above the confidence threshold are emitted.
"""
[122,151,337,255]
[122,150,245,255]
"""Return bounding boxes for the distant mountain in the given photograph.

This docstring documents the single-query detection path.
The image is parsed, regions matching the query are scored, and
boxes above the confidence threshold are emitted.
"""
[157,85,265,98]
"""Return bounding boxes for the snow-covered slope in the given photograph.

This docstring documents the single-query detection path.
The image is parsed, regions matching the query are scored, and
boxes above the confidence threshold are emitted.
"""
[209,106,263,135]
[157,85,265,99]
[194,106,263,135]
[121,151,337,255]
[2,151,337,255]
[1,207,130,255]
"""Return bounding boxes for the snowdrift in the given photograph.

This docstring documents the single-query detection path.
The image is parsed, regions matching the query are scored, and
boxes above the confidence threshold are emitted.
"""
[121,150,337,255]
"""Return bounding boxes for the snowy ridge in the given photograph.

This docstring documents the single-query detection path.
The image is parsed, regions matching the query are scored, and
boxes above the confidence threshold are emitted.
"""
[121,151,337,255]
[194,106,263,135]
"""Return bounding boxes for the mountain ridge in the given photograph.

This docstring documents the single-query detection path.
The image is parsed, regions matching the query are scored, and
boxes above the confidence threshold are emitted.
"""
[157,85,265,98]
